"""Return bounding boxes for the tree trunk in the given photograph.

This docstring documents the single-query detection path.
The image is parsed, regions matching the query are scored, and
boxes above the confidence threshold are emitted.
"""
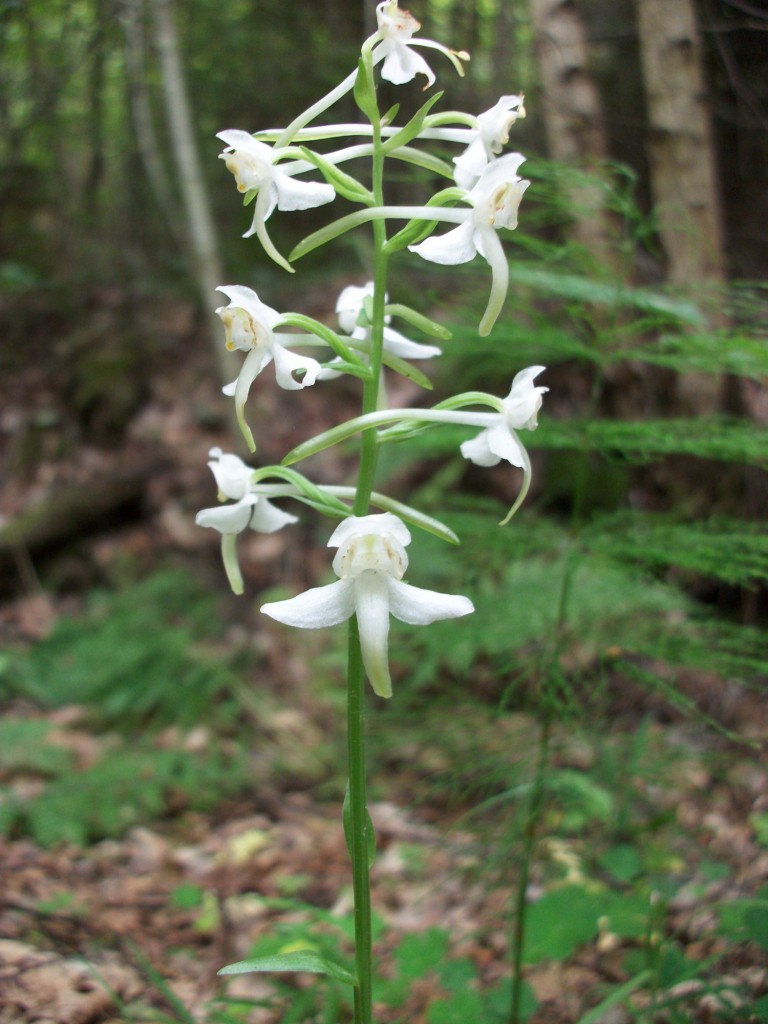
[149,0,230,388]
[530,0,617,266]
[123,0,185,251]
[636,0,727,413]
[635,0,725,289]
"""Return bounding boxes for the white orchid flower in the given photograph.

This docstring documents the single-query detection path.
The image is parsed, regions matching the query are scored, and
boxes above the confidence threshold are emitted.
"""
[372,1,469,87]
[453,94,526,189]
[339,281,441,358]
[217,129,335,270]
[283,367,547,525]
[460,365,548,468]
[261,513,473,698]
[216,285,322,450]
[319,283,442,382]
[196,449,298,595]
[409,153,530,335]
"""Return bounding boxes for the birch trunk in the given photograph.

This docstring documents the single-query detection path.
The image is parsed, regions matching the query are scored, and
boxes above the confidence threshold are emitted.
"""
[149,0,230,387]
[636,0,726,412]
[530,0,617,267]
[635,0,725,289]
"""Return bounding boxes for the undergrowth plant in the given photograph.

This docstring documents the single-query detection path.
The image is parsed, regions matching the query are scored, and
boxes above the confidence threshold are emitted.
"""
[194,3,548,1020]
[373,163,768,1020]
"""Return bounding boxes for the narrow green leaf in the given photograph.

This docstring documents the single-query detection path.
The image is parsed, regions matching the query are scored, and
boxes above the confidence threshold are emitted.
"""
[353,55,378,121]
[433,391,505,413]
[380,103,400,126]
[250,466,351,515]
[219,950,357,986]
[298,147,374,205]
[573,971,652,1024]
[282,411,404,465]
[391,146,455,178]
[384,303,452,340]
[290,209,387,261]
[342,783,376,869]
[278,313,368,369]
[381,350,434,390]
[321,359,372,381]
[381,92,444,153]
[367,495,460,545]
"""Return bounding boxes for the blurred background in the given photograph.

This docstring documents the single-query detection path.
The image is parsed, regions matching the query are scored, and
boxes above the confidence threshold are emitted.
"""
[1,1,767,1022]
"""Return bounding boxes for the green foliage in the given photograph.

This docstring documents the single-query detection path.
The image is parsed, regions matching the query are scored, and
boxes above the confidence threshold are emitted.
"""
[583,513,768,587]
[521,884,649,964]
[717,891,768,950]
[0,717,75,777]
[396,522,709,700]
[0,744,248,847]
[2,571,239,731]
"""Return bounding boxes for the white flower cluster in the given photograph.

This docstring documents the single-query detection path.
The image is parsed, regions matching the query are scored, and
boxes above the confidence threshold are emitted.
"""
[197,2,547,697]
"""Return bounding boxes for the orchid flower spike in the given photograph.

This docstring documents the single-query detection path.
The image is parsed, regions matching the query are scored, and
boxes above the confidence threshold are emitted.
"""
[453,94,526,190]
[196,449,298,595]
[461,367,548,523]
[409,152,530,335]
[261,513,473,698]
[216,285,322,451]
[217,129,335,271]
[372,1,469,87]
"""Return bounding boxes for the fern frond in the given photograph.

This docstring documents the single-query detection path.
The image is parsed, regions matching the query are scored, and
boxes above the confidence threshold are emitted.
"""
[531,418,768,466]
[583,514,768,586]
[616,331,768,380]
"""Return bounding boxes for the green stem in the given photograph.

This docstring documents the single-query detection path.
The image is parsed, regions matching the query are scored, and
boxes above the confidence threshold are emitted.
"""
[509,542,577,1024]
[347,617,373,1024]
[509,714,551,1024]
[346,57,388,1024]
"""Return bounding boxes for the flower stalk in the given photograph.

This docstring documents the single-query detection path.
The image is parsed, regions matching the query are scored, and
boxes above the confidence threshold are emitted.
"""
[199,6,546,1019]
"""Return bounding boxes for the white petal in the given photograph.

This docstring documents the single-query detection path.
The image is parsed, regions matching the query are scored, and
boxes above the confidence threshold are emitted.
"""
[221,533,244,595]
[382,326,441,360]
[317,357,345,381]
[208,451,254,501]
[328,513,411,551]
[504,366,548,429]
[274,170,335,212]
[374,40,436,87]
[409,219,477,266]
[244,185,278,238]
[353,573,393,699]
[272,341,322,390]
[234,337,273,390]
[261,579,355,628]
[460,428,501,467]
[249,498,299,533]
[336,283,373,334]
[486,422,526,467]
[477,227,509,336]
[232,346,272,450]
[478,94,526,155]
[387,578,474,625]
[471,152,527,197]
[453,136,488,190]
[217,129,272,160]
[215,285,281,328]
[196,494,258,534]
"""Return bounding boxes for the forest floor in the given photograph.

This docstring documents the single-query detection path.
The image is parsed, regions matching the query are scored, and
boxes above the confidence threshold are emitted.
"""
[1,289,767,1023]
